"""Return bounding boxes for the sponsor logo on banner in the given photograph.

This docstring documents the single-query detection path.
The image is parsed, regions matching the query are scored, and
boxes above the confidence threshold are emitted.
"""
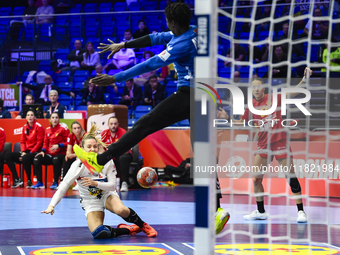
[0,84,19,107]
[28,245,171,255]
[14,127,23,135]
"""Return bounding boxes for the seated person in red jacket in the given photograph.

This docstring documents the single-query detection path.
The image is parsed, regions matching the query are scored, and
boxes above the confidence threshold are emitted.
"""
[5,110,45,188]
[118,78,142,110]
[80,81,105,105]
[44,90,67,119]
[143,75,165,107]
[32,112,69,189]
[0,127,5,183]
[101,117,132,192]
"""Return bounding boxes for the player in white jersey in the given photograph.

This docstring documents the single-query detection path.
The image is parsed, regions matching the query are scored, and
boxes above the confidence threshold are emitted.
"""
[42,125,157,239]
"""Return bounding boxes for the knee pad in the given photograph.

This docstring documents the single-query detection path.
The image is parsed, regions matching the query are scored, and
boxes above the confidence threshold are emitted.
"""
[288,177,301,193]
[91,225,111,239]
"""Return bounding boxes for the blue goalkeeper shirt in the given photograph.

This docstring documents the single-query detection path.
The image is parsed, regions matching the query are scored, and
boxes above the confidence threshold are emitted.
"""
[115,26,197,88]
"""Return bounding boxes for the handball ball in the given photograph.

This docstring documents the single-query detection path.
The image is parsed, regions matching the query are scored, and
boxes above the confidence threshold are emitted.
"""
[137,167,158,188]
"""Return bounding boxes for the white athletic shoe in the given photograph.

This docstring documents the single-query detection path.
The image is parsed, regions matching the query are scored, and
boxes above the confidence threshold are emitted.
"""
[72,184,79,191]
[297,210,307,223]
[243,210,268,220]
[120,182,129,192]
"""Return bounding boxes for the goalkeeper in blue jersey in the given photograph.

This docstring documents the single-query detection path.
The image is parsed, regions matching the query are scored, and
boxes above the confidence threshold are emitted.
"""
[74,2,230,234]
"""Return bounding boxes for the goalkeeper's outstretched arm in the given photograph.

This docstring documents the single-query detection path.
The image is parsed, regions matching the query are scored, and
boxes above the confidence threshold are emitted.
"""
[288,67,313,98]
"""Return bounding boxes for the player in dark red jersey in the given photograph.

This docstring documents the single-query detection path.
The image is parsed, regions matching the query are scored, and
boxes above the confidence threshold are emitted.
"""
[5,110,45,188]
[32,112,69,189]
[62,121,86,180]
[101,117,132,192]
[217,67,312,223]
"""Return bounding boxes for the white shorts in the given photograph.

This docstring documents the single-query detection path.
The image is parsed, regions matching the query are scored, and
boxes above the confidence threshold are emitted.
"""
[80,191,119,217]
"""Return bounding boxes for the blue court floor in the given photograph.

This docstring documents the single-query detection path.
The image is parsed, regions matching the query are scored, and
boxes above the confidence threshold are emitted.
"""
[1,186,340,254]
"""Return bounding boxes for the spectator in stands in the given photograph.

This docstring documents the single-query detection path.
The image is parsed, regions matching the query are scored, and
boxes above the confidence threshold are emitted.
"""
[295,0,310,15]
[303,7,329,40]
[10,0,37,41]
[265,45,288,78]
[62,40,85,75]
[0,127,5,185]
[101,117,132,192]
[35,0,54,25]
[62,121,86,181]
[16,94,34,119]
[143,75,165,107]
[6,110,44,188]
[32,112,69,189]
[45,90,67,119]
[233,71,241,83]
[122,29,133,43]
[242,0,262,32]
[0,98,12,119]
[134,51,159,86]
[95,64,106,74]
[53,0,75,14]
[119,78,142,110]
[224,43,246,70]
[103,46,135,71]
[247,44,262,63]
[35,0,53,8]
[17,75,75,106]
[260,37,270,62]
[133,20,150,39]
[81,42,101,73]
[80,81,105,105]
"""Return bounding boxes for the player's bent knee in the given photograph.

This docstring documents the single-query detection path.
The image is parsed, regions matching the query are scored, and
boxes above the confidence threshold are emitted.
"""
[253,178,263,186]
[91,225,111,239]
[289,177,301,193]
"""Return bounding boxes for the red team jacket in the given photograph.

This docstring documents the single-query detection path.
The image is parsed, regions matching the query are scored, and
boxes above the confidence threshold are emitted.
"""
[66,133,85,153]
[241,94,286,146]
[0,127,5,152]
[21,120,45,153]
[42,124,70,156]
[101,127,132,154]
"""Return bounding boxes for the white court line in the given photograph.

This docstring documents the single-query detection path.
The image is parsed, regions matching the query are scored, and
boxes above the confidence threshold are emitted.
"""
[17,247,25,255]
[322,243,340,250]
[161,243,184,255]
[182,243,195,250]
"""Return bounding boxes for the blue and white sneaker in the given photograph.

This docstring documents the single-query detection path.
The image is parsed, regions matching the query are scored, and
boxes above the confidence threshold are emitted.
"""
[50,182,58,190]
[32,181,45,189]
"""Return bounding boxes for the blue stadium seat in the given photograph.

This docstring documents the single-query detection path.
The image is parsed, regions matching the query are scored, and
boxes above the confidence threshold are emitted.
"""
[38,60,51,72]
[104,93,111,104]
[99,15,113,24]
[99,3,112,12]
[128,2,141,11]
[73,70,89,83]
[57,82,73,90]
[73,82,85,92]
[159,1,167,9]
[59,94,72,106]
[113,96,121,104]
[13,6,25,16]
[165,81,177,96]
[143,1,157,10]
[258,66,269,77]
[39,23,53,42]
[55,71,71,83]
[101,23,116,39]
[178,119,190,126]
[55,48,70,60]
[85,24,99,38]
[83,3,97,12]
[113,2,127,11]
[128,119,136,126]
[77,105,88,111]
[69,4,82,13]
[0,7,11,16]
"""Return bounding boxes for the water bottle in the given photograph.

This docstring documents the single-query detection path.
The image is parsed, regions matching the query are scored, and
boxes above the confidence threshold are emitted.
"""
[116,177,120,191]
[3,174,8,188]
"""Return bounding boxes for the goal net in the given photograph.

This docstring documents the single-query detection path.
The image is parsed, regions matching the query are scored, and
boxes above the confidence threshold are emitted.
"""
[194,0,340,254]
